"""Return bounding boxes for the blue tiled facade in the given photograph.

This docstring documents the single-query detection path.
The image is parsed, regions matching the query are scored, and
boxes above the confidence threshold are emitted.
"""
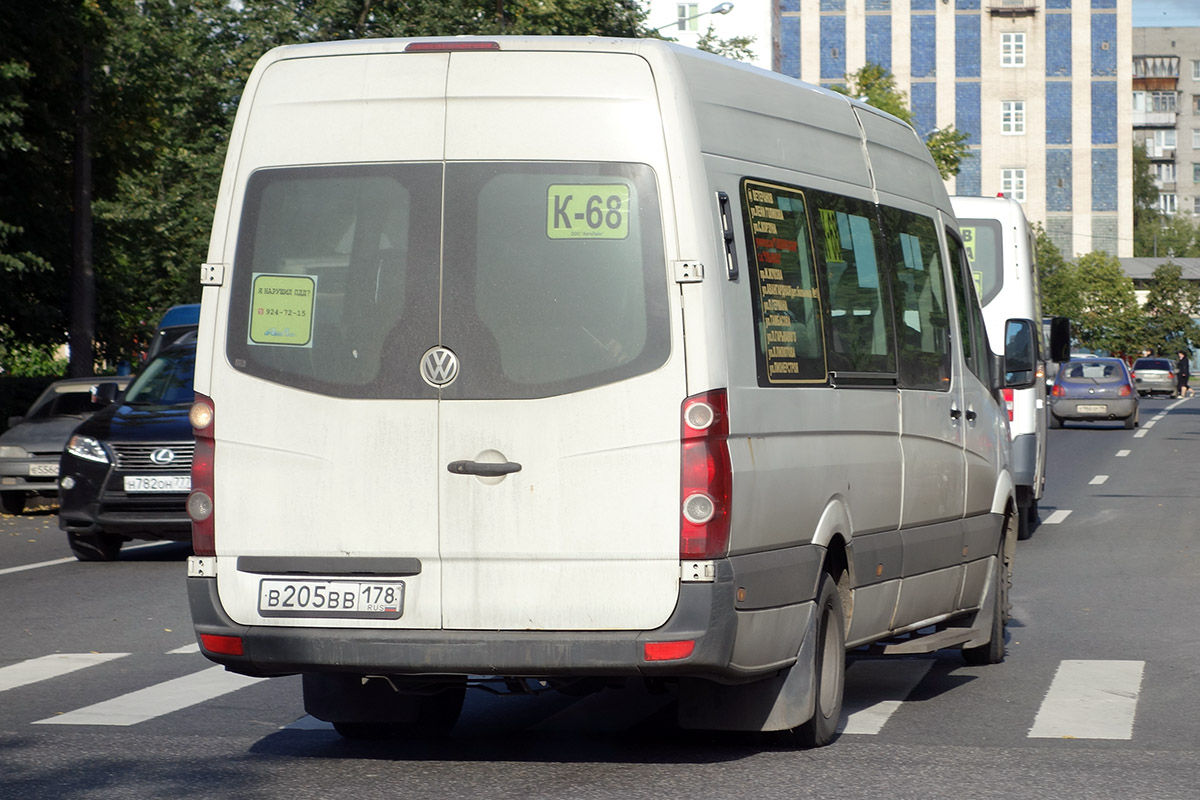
[912,83,937,141]
[911,16,936,78]
[956,82,981,145]
[821,15,846,81]
[865,0,891,10]
[1091,14,1117,76]
[1092,149,1118,211]
[1046,83,1072,144]
[1045,14,1072,77]
[1092,81,1117,145]
[957,152,981,196]
[1046,150,1073,211]
[1091,0,1116,8]
[780,0,799,10]
[866,16,892,72]
[780,15,800,78]
[955,15,980,79]
[955,0,980,9]
[910,0,936,9]
[1047,0,1072,7]
[820,0,846,10]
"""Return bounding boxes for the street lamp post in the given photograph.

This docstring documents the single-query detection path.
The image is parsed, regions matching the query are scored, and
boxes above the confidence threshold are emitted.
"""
[652,2,735,35]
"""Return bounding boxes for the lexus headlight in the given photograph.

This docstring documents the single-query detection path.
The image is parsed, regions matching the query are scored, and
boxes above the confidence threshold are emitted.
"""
[66,435,110,464]
[0,445,30,459]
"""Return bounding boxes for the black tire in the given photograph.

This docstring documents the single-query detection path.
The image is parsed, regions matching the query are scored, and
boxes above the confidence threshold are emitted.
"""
[1049,413,1062,429]
[67,531,123,561]
[0,491,26,515]
[1124,410,1137,430]
[963,553,1007,665]
[1016,507,1032,540]
[793,572,846,747]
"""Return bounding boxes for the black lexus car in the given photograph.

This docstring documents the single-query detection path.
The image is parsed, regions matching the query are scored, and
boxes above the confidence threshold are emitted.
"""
[58,338,196,561]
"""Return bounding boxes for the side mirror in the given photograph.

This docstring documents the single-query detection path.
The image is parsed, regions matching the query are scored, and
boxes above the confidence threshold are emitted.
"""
[92,382,120,407]
[1048,316,1071,363]
[1003,318,1037,390]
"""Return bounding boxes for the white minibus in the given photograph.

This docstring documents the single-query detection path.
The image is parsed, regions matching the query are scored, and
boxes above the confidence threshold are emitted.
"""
[187,37,1053,746]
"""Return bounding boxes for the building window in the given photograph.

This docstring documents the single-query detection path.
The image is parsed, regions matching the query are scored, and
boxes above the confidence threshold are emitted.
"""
[1193,196,1200,214]
[677,3,699,31]
[1154,163,1176,183]
[1149,91,1178,113]
[1152,129,1177,157]
[1194,129,1200,148]
[1001,169,1026,202]
[1193,59,1200,80]
[1194,96,1200,114]
[1193,163,1200,182]
[1001,101,1026,134]
[1001,33,1025,67]
[1159,193,1177,215]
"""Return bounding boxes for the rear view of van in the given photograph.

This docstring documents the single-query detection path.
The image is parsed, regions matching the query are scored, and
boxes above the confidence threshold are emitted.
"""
[951,196,1048,540]
[188,37,1045,746]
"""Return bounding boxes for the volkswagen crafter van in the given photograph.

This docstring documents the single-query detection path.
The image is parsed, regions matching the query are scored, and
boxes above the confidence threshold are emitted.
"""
[186,37,1054,746]
[950,196,1066,540]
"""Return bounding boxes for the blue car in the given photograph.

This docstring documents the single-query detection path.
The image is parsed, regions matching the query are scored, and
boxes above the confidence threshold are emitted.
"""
[58,337,196,560]
[1049,357,1139,430]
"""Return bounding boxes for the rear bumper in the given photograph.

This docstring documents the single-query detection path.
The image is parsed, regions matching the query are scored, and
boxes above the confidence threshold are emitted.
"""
[189,548,824,683]
[1050,398,1137,420]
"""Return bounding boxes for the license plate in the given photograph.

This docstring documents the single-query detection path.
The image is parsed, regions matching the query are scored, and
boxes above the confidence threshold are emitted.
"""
[1076,404,1107,414]
[123,475,191,493]
[29,463,59,477]
[258,579,405,619]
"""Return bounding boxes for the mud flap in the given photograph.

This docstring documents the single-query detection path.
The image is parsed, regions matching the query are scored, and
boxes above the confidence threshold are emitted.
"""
[676,600,818,732]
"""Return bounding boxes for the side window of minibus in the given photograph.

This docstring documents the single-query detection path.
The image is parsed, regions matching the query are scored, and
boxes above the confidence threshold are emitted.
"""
[880,207,953,391]
[947,230,990,386]
[809,191,896,376]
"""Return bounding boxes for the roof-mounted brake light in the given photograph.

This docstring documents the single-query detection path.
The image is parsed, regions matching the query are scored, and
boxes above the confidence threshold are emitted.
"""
[404,41,500,53]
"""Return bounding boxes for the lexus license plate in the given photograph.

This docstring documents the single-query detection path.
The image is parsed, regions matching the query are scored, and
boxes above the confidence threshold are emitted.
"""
[258,579,404,619]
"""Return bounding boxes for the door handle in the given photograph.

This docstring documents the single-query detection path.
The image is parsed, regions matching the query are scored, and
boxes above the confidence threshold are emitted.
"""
[966,406,978,422]
[447,460,522,476]
[950,404,962,420]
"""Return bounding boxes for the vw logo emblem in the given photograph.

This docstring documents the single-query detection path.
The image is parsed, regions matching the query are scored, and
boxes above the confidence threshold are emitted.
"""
[150,448,176,466]
[420,346,460,387]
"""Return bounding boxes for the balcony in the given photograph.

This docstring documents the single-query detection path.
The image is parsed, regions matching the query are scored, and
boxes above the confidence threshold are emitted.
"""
[988,1,1038,17]
[1133,110,1178,127]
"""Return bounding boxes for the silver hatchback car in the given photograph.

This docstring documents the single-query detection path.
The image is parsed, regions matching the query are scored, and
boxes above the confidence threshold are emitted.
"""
[1130,357,1176,397]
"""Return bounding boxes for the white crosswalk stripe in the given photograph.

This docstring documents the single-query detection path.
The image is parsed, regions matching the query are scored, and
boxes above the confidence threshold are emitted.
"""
[0,653,128,692]
[1028,659,1144,740]
[839,658,933,734]
[33,666,266,727]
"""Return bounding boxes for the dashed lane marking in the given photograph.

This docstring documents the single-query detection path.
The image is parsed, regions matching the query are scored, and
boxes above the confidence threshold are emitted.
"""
[1116,450,1131,457]
[1042,510,1072,524]
[1089,475,1109,485]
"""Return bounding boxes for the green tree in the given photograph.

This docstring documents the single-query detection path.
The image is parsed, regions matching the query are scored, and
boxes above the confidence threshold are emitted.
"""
[1034,222,1079,320]
[695,23,756,63]
[1071,251,1143,356]
[1132,141,1160,230]
[832,63,969,179]
[1141,262,1200,355]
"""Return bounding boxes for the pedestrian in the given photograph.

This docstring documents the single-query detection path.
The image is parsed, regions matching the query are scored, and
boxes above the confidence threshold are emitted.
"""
[1176,351,1193,398]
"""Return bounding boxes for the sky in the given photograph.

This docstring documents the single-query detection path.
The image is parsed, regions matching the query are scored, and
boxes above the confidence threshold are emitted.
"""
[1133,0,1200,27]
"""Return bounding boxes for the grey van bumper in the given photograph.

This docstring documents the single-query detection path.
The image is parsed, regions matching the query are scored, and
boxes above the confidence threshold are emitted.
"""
[188,548,823,683]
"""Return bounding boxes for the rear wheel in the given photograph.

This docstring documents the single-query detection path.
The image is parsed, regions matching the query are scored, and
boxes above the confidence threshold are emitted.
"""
[0,491,26,515]
[1049,413,1063,429]
[1123,409,1138,430]
[793,572,845,747]
[67,531,123,561]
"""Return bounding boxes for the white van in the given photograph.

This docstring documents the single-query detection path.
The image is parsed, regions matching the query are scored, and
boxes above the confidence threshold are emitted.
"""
[950,196,1053,540]
[186,37,1049,746]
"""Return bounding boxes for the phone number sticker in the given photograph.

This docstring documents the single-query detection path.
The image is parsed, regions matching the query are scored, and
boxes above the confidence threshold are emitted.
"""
[249,273,316,347]
[546,184,630,240]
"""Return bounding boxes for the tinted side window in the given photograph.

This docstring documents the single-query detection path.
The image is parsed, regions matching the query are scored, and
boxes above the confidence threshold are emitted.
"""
[959,218,1003,305]
[810,192,895,375]
[741,179,827,385]
[882,209,953,391]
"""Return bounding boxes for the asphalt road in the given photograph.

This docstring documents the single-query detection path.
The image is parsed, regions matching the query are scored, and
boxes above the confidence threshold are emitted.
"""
[2,395,1199,799]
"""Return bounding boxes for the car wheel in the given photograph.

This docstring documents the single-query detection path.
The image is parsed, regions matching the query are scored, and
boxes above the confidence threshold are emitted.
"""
[1124,410,1137,430]
[963,550,1008,666]
[67,531,124,561]
[792,571,846,747]
[1049,413,1063,429]
[1017,504,1033,541]
[0,491,26,515]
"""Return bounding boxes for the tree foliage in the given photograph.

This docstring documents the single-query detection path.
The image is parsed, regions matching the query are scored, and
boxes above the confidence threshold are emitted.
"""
[1069,251,1144,356]
[1141,262,1200,355]
[832,63,969,180]
[695,24,756,63]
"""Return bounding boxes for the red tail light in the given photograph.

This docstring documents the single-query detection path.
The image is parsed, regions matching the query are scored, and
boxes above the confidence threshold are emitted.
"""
[1119,384,1132,397]
[680,390,731,559]
[1002,388,1014,421]
[188,393,215,556]
[1052,383,1065,397]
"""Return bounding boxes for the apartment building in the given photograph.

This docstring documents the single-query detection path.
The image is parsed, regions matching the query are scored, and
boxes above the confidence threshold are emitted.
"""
[1133,27,1200,219]
[776,0,1133,258]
